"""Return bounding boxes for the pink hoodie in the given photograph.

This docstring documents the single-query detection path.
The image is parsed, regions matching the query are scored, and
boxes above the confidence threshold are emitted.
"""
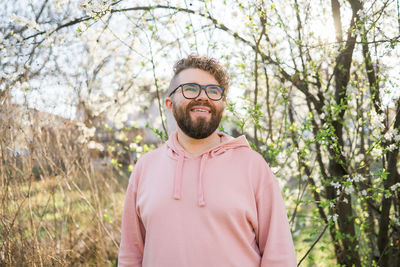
[118,132,296,266]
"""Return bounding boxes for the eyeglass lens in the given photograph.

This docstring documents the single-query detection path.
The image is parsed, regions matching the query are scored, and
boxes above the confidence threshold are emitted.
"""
[181,84,223,100]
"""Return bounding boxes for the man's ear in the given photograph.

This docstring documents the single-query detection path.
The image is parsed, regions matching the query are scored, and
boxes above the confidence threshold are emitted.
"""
[165,97,173,112]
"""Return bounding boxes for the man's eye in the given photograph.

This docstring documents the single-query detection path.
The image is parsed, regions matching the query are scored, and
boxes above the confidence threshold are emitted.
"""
[184,87,198,92]
[207,87,221,95]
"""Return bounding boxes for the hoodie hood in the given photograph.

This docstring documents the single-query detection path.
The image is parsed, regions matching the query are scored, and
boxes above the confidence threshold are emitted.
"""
[166,131,250,207]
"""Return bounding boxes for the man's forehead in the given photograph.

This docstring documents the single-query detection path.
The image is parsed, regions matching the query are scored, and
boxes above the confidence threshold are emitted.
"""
[173,68,218,85]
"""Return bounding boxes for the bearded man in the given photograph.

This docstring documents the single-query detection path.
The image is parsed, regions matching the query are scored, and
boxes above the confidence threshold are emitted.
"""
[118,55,296,266]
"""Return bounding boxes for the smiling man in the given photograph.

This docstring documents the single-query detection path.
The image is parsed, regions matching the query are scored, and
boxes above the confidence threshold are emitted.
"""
[118,55,297,267]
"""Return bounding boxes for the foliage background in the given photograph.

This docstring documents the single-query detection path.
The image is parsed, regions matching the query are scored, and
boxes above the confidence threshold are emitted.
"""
[1,0,400,266]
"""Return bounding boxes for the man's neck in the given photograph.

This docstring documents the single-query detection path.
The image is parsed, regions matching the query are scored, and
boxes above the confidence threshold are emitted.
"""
[176,129,221,156]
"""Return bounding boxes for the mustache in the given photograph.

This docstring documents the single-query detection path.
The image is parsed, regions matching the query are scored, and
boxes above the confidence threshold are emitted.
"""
[186,101,216,114]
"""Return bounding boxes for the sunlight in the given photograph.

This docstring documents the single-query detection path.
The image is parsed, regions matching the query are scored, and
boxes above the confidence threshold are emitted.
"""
[309,19,337,43]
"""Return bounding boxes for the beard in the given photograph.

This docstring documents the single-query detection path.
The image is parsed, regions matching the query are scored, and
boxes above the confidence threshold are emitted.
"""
[172,100,223,139]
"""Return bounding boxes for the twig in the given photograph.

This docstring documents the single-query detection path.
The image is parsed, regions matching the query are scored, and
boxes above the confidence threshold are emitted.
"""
[297,224,328,266]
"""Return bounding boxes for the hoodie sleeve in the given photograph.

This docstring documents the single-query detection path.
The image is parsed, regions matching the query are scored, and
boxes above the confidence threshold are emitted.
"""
[254,160,297,267]
[118,164,145,267]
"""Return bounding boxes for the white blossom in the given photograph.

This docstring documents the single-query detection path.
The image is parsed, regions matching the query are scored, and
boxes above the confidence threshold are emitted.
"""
[79,0,112,16]
[384,131,393,141]
[355,153,364,162]
[357,9,367,20]
[390,183,400,192]
[87,141,104,151]
[76,122,96,143]
[327,214,338,223]
[129,142,138,150]
[53,0,69,12]
[370,109,385,130]
[387,143,398,152]
[115,132,127,141]
[345,185,354,195]
[331,181,341,189]
[276,153,285,163]
[353,174,363,182]
[10,13,41,31]
[361,190,367,196]
[20,82,29,90]
[77,135,86,144]
[394,129,400,142]
[113,112,128,130]
[370,147,382,157]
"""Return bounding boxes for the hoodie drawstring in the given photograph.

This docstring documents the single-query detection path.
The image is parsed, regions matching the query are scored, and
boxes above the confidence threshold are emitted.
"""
[167,131,250,207]
[198,154,208,207]
[173,152,208,207]
[173,153,185,200]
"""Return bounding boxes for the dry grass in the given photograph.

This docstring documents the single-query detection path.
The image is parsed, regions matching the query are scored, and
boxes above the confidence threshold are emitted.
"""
[1,104,127,266]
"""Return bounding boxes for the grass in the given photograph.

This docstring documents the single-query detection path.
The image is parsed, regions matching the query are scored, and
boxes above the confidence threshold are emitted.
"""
[1,166,127,266]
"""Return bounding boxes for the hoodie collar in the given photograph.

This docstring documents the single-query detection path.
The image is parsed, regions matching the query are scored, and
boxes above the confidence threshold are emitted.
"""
[166,131,250,207]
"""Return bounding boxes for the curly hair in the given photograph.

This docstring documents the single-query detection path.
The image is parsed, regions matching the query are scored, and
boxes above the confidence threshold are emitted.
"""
[168,54,230,99]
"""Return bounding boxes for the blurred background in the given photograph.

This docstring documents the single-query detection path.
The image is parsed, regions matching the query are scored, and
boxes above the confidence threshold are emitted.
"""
[1,0,400,266]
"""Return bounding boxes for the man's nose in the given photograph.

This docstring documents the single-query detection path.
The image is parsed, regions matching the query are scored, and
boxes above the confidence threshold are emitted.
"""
[195,87,209,100]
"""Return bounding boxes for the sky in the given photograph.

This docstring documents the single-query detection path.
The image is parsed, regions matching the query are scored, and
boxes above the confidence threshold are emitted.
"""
[6,0,400,123]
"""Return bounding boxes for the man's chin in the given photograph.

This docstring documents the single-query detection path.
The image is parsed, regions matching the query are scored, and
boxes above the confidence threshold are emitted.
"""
[181,122,215,139]
[185,131,214,140]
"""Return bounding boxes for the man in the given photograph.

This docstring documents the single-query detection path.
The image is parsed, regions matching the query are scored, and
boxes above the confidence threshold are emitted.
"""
[118,55,297,266]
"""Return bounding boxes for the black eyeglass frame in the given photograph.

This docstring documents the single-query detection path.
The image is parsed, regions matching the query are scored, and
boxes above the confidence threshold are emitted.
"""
[169,83,225,101]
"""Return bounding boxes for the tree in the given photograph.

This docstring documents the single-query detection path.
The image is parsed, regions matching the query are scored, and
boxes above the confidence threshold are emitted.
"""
[2,0,400,265]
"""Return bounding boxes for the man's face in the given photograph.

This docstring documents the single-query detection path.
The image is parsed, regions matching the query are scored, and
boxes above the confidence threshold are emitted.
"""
[166,68,224,139]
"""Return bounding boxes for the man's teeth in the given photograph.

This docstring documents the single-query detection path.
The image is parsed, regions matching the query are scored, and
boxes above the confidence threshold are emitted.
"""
[192,109,209,112]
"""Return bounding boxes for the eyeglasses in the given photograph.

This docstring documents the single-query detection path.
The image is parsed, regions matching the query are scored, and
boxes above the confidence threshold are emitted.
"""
[169,83,225,101]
